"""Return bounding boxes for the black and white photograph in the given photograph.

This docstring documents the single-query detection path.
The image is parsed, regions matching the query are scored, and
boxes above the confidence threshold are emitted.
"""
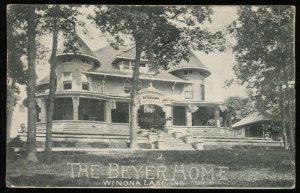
[6,4,295,188]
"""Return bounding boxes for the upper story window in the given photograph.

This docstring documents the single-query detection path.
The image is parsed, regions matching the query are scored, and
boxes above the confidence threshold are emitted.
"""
[62,72,72,90]
[63,57,72,63]
[185,84,193,99]
[184,69,193,75]
[123,79,142,94]
[120,60,148,73]
[123,60,130,70]
[63,81,72,90]
[81,74,89,91]
[124,79,131,94]
[82,58,90,64]
[200,84,205,100]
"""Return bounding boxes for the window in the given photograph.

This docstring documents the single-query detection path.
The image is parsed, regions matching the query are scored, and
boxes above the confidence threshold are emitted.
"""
[185,85,193,99]
[81,74,89,91]
[111,102,129,123]
[200,84,205,100]
[124,80,131,94]
[82,58,90,64]
[62,72,72,90]
[140,63,146,67]
[131,61,135,69]
[185,91,193,99]
[82,82,89,91]
[63,81,72,90]
[78,98,105,121]
[123,60,130,70]
[63,57,71,63]
[173,106,186,126]
[184,69,193,75]
[138,81,142,91]
[53,98,73,120]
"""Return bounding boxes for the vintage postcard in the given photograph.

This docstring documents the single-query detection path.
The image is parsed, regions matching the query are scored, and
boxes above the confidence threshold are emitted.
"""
[6,5,295,188]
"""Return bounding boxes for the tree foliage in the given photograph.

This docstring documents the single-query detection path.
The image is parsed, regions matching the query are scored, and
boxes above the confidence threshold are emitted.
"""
[92,5,226,148]
[229,6,295,149]
[224,96,256,124]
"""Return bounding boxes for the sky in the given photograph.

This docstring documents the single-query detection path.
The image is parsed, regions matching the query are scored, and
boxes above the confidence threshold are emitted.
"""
[10,6,248,137]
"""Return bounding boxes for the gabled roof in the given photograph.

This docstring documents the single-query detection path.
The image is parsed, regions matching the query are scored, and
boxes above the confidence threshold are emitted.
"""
[232,112,278,128]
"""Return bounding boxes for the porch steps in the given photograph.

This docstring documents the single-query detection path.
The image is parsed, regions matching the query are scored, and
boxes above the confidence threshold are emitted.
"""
[159,132,195,150]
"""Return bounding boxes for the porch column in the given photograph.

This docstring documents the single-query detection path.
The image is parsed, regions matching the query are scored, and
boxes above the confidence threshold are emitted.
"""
[40,98,46,122]
[228,112,232,129]
[105,99,112,123]
[165,104,172,126]
[214,108,220,128]
[224,112,228,128]
[186,107,192,127]
[72,97,79,120]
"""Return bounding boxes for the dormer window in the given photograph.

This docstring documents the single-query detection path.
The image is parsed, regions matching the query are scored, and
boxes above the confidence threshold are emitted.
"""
[82,58,90,64]
[63,57,72,63]
[184,70,193,75]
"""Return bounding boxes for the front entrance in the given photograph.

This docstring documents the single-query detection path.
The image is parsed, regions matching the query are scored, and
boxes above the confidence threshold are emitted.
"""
[138,105,166,132]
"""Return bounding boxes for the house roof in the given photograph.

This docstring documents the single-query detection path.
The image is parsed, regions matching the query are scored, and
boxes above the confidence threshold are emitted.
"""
[232,112,278,128]
[86,66,189,83]
[168,51,211,77]
[56,31,99,62]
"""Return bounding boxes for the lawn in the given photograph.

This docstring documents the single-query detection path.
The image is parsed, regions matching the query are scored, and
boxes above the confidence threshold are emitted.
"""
[6,149,295,188]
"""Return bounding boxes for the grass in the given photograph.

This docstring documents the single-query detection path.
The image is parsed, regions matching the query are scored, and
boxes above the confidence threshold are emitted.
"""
[6,149,295,188]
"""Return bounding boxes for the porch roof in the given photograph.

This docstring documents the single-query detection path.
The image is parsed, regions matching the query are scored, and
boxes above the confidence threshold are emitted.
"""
[171,100,235,113]
[232,112,278,129]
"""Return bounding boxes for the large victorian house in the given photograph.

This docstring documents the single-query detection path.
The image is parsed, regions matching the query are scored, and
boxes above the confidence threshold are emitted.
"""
[18,34,283,150]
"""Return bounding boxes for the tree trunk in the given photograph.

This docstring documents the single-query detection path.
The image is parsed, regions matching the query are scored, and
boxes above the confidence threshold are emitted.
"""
[26,4,38,162]
[7,78,16,144]
[279,82,288,150]
[283,68,295,151]
[129,44,142,149]
[45,9,59,163]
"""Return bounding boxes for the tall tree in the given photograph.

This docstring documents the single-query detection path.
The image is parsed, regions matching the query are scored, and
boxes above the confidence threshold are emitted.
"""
[7,6,27,143]
[39,5,80,163]
[92,5,225,149]
[229,6,295,150]
[26,4,38,162]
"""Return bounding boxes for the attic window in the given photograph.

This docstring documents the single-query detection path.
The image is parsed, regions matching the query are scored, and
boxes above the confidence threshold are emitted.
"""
[63,57,72,63]
[184,70,193,75]
[82,58,90,64]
